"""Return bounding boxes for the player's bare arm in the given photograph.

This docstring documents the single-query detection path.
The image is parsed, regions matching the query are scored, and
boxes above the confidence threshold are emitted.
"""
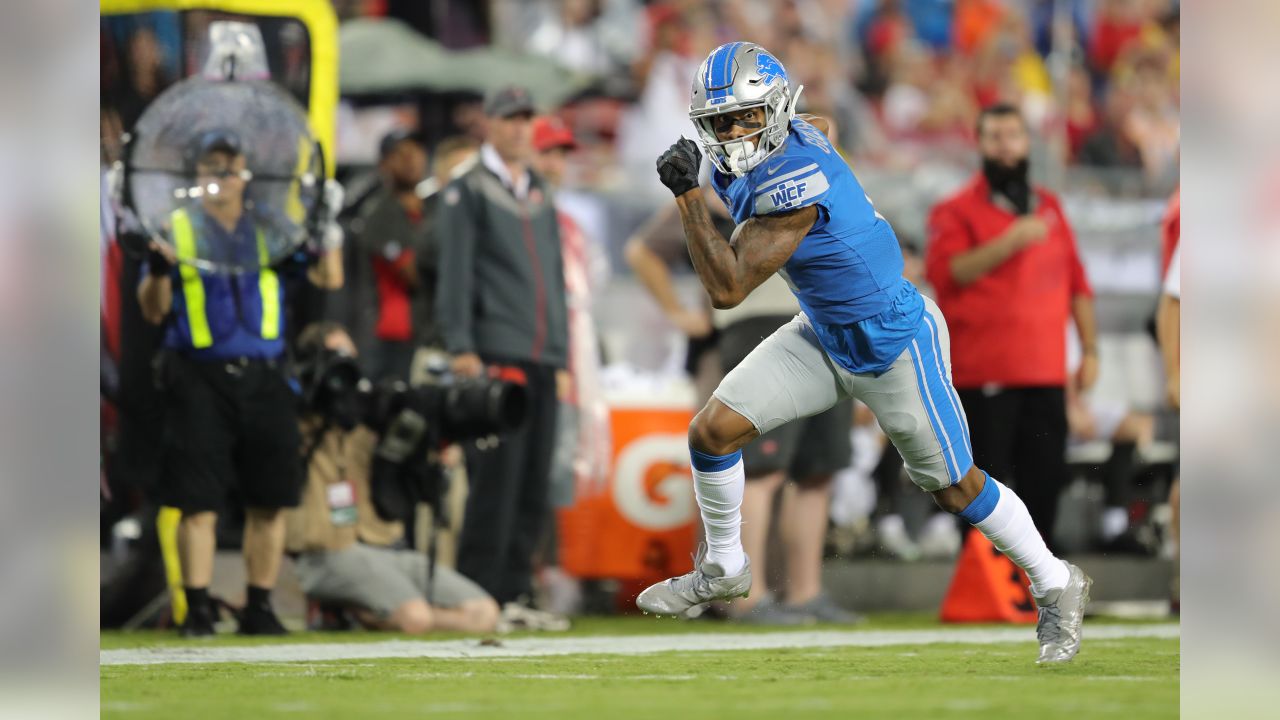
[796,113,835,142]
[656,134,815,308]
[673,190,815,308]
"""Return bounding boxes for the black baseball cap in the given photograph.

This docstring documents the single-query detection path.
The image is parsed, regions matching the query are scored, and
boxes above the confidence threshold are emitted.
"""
[379,128,426,159]
[484,85,536,118]
[193,129,243,160]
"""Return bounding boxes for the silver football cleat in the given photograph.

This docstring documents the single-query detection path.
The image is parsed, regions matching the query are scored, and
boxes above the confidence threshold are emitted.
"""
[1033,563,1093,664]
[637,548,752,616]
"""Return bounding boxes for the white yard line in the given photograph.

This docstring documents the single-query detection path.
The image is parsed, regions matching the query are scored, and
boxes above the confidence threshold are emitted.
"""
[101,623,1178,667]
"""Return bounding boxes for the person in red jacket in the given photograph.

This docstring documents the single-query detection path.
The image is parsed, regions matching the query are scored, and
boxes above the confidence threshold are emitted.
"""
[359,129,432,382]
[925,104,1098,546]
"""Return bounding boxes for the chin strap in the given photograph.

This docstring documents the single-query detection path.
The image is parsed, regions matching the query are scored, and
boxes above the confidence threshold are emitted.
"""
[773,85,804,166]
[785,84,806,123]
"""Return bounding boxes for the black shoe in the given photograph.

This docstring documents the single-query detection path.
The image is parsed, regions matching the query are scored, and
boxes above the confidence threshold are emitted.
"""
[308,601,356,631]
[238,603,289,636]
[179,600,217,638]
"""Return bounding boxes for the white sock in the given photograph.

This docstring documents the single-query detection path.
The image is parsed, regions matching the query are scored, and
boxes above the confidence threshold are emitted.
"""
[972,479,1070,596]
[692,455,746,575]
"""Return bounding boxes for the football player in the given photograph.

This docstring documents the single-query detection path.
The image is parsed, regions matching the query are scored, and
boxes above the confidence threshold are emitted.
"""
[637,42,1091,664]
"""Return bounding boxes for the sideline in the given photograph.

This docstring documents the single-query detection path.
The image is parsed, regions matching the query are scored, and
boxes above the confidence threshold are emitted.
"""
[101,623,1179,666]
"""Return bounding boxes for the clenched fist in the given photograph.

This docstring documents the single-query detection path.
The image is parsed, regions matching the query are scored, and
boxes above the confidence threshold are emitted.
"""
[656,137,702,198]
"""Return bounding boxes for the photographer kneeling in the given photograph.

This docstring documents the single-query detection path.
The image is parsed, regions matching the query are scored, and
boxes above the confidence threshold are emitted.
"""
[285,322,500,634]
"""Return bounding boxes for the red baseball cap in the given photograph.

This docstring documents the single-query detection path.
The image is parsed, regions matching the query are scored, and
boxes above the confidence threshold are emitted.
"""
[532,116,577,152]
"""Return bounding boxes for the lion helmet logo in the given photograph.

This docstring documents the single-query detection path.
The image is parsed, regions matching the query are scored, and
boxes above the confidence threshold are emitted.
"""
[755,52,787,86]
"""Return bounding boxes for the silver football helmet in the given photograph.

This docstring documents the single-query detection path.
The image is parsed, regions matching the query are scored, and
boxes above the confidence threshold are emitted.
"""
[690,42,804,176]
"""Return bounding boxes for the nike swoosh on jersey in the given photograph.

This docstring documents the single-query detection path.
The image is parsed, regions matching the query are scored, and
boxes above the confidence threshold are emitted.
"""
[766,163,784,175]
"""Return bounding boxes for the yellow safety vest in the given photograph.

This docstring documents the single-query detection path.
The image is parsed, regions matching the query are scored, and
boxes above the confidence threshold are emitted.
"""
[169,208,281,349]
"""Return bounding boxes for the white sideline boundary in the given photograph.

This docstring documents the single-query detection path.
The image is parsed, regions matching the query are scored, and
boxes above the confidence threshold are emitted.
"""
[101,624,1178,667]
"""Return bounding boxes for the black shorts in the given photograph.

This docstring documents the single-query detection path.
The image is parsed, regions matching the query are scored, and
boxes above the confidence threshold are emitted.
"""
[159,355,303,513]
[719,315,853,481]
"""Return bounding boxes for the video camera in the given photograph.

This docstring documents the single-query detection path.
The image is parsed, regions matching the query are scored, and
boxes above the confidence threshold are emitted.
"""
[295,346,527,524]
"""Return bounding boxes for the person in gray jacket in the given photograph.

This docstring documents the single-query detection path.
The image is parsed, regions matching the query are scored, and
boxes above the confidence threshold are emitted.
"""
[434,86,570,607]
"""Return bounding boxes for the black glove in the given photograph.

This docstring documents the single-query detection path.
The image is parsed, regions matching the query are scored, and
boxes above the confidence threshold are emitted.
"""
[147,246,173,275]
[656,137,702,198]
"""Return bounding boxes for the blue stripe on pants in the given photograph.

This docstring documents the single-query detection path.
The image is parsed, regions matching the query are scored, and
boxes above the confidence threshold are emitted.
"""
[907,330,973,485]
[907,341,958,483]
[921,311,972,453]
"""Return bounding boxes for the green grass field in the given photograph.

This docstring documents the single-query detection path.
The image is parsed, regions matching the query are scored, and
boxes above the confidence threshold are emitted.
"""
[101,616,1179,719]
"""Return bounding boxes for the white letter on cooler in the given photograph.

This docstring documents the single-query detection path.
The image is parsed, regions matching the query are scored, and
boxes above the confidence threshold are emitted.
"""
[611,434,697,531]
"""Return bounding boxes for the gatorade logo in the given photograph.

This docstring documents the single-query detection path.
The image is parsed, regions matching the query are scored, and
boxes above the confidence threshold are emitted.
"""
[611,434,696,530]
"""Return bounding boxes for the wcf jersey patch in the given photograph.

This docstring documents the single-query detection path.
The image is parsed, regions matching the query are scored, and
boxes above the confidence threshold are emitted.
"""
[754,165,829,214]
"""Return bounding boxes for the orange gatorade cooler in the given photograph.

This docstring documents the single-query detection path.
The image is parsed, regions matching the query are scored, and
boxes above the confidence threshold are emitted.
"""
[558,399,699,606]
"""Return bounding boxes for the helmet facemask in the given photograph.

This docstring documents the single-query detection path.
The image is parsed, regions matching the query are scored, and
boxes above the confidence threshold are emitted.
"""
[692,81,801,177]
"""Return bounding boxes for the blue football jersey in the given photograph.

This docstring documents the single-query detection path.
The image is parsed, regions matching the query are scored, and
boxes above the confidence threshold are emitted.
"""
[710,117,925,374]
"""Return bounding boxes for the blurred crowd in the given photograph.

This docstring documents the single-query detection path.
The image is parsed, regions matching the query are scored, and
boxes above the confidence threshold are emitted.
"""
[102,0,1182,193]
[487,0,1181,189]
[100,0,1181,636]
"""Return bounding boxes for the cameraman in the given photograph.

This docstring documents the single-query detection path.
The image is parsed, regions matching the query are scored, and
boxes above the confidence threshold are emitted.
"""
[285,322,500,634]
[138,130,342,636]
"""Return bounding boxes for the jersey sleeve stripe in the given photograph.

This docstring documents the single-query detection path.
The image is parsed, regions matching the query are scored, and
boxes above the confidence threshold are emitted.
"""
[754,171,830,215]
[754,164,820,196]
